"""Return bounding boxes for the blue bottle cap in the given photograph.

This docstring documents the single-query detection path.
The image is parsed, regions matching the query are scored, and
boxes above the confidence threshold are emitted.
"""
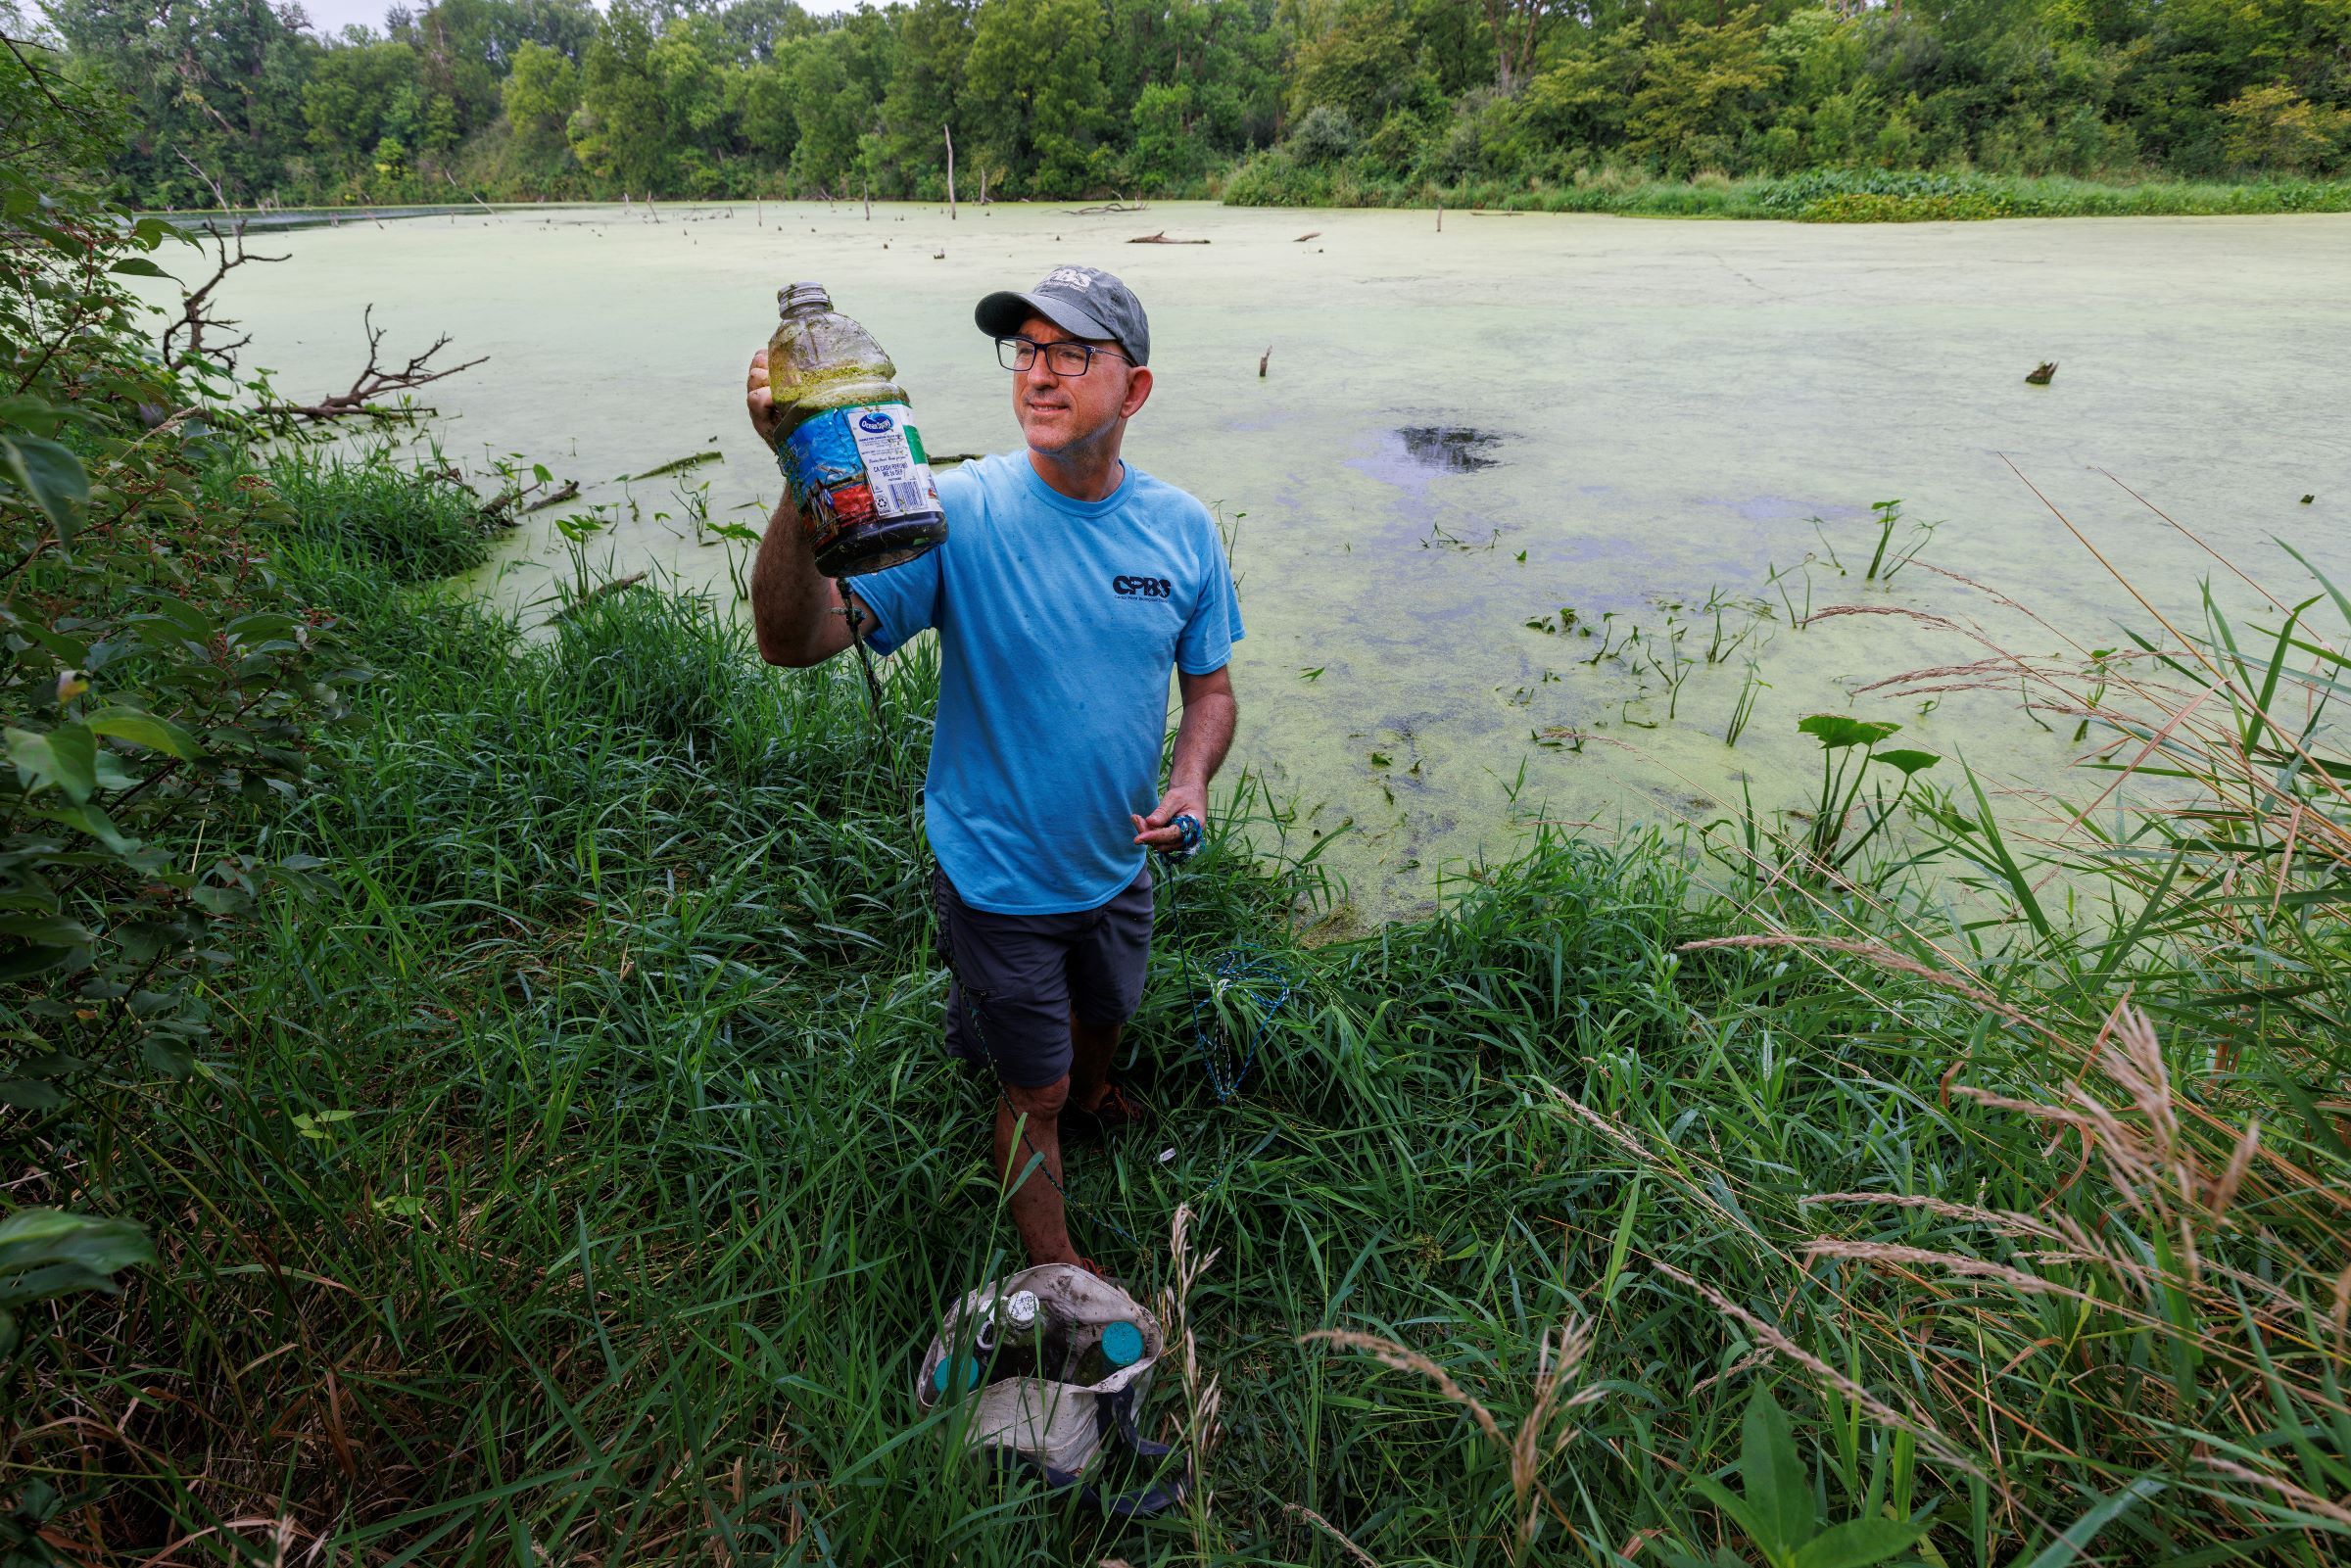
[1100,1320,1145,1368]
[932,1355,979,1396]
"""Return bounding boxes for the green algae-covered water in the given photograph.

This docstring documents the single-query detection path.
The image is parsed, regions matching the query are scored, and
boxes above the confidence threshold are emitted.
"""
[149,201,2351,915]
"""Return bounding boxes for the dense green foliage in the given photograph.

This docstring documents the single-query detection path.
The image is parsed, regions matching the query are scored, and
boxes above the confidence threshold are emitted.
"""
[23,0,2351,206]
[10,30,2351,1566]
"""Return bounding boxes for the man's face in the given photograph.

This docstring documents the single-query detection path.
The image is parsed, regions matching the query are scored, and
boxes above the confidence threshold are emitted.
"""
[1009,313,1147,456]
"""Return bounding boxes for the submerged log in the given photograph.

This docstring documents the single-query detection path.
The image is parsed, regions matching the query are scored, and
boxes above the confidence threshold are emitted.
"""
[1129,230,1209,244]
[552,572,648,620]
[2025,361,2058,385]
[522,480,581,513]
[621,451,722,482]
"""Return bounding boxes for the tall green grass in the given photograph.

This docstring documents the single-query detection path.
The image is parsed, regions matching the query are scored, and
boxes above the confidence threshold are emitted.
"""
[7,453,2346,1564]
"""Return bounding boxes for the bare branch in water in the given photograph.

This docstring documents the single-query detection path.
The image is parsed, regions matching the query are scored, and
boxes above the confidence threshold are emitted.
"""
[256,305,487,424]
[159,158,288,376]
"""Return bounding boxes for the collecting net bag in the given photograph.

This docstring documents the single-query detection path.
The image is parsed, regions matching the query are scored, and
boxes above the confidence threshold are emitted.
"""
[914,1262,1184,1512]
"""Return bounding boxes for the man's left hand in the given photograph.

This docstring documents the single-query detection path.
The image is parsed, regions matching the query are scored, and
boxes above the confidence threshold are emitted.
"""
[1132,784,1207,855]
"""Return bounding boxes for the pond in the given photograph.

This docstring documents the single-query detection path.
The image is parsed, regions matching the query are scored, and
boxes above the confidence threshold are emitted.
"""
[147,200,2351,916]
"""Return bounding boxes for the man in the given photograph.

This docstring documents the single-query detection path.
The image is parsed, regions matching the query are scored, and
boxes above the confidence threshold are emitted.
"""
[743,265,1242,1269]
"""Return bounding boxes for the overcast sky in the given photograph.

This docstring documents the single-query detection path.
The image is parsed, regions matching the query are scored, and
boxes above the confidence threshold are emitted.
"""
[293,0,862,36]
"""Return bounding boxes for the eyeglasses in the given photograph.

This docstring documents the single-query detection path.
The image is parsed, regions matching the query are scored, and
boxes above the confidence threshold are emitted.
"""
[996,337,1129,376]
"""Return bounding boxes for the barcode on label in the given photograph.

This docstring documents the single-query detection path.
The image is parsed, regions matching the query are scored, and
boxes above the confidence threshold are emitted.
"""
[888,481,925,513]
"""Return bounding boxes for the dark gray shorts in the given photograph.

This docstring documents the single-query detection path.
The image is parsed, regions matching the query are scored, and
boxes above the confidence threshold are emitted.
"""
[936,867,1154,1089]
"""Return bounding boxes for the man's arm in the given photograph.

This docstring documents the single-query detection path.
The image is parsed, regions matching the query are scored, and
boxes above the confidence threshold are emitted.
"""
[1132,666,1238,852]
[748,495,867,667]
[745,348,868,668]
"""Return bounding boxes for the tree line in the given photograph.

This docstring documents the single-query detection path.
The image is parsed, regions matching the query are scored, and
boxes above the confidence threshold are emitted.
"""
[24,0,2351,208]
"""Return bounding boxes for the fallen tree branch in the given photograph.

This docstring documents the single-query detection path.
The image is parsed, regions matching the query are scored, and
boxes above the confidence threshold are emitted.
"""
[619,450,722,482]
[1129,230,1209,245]
[522,480,580,513]
[254,305,487,424]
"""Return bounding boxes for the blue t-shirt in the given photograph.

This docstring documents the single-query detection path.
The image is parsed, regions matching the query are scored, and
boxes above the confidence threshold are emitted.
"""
[853,451,1244,914]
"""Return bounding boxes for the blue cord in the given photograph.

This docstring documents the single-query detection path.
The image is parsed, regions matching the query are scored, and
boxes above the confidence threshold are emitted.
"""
[1155,816,1293,1104]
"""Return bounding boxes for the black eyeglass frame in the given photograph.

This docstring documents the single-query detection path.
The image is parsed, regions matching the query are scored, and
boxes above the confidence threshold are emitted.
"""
[995,336,1132,376]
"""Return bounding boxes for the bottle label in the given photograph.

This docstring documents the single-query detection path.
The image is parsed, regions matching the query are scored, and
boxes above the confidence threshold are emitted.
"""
[844,403,938,520]
[782,402,940,534]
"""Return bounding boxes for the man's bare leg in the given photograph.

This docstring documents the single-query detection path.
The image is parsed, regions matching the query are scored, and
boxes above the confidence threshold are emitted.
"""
[997,1075,1079,1266]
[1069,1012,1123,1115]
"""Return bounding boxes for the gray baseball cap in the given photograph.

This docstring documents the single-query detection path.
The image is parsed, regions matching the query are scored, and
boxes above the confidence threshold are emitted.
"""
[975,265,1150,366]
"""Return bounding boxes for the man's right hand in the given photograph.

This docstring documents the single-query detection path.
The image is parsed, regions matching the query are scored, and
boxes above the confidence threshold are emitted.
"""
[746,349,784,450]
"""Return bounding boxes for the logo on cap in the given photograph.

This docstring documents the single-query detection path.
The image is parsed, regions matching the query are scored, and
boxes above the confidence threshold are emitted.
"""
[1042,266,1098,293]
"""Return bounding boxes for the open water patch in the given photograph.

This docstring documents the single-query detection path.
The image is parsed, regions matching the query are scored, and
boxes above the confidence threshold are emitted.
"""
[1396,426,1505,472]
[1348,424,1510,499]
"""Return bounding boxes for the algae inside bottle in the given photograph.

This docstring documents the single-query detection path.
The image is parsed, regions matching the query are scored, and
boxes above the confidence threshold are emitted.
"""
[766,282,947,578]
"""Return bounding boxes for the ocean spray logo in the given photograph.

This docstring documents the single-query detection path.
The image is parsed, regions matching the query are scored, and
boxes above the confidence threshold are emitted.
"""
[856,409,895,435]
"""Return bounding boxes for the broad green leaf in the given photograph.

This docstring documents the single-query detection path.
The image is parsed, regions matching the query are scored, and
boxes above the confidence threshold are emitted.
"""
[13,622,90,670]
[1743,1384,1810,1556]
[134,594,216,641]
[86,706,202,760]
[0,1209,155,1279]
[0,1078,64,1112]
[224,611,296,645]
[0,394,65,436]
[0,1210,88,1255]
[108,257,169,276]
[0,432,89,542]
[33,801,138,854]
[0,913,93,946]
[0,946,72,982]
[1872,748,1942,776]
[1692,1474,1775,1559]
[7,722,98,802]
[192,884,252,917]
[116,920,189,963]
[1799,713,1899,751]
[143,1036,195,1077]
[0,1260,117,1307]
[1793,1518,1927,1568]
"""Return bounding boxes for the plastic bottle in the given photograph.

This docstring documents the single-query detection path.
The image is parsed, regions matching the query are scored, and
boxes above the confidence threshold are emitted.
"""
[953,1288,1038,1387]
[931,1354,982,1399]
[765,282,946,578]
[1069,1318,1146,1386]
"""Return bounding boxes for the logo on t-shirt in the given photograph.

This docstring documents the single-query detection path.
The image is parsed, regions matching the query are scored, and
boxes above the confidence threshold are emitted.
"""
[1112,573,1174,599]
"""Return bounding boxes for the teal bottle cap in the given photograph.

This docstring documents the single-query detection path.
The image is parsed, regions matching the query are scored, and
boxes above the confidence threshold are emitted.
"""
[932,1355,979,1396]
[1100,1320,1145,1368]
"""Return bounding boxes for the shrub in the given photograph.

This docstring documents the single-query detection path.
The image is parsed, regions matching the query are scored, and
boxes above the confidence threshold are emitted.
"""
[1288,105,1360,166]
